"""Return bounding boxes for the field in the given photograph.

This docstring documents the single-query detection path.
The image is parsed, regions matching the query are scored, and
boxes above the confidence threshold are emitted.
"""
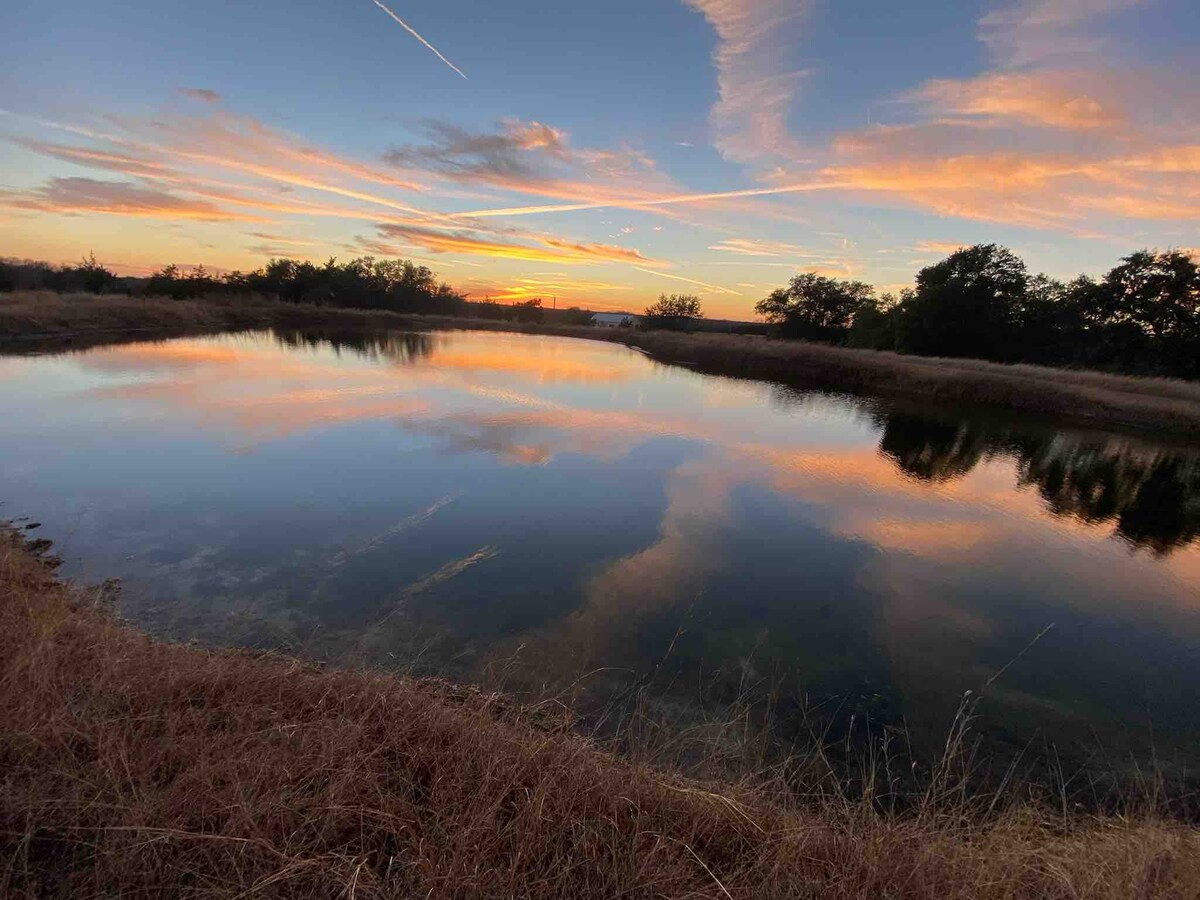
[2,528,1198,898]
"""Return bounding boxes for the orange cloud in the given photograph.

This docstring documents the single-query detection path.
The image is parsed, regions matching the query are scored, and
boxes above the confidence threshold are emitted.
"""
[708,238,811,257]
[11,109,703,276]
[817,131,1200,228]
[10,130,433,227]
[375,223,661,266]
[539,237,656,264]
[0,177,263,222]
[22,110,429,218]
[913,240,967,255]
[911,71,1124,130]
[148,109,425,192]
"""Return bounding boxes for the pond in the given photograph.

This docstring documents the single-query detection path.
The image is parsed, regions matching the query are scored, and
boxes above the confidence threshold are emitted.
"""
[3,327,1199,776]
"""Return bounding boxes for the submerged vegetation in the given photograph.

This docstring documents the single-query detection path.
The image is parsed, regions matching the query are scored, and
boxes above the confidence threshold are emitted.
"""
[2,526,1198,898]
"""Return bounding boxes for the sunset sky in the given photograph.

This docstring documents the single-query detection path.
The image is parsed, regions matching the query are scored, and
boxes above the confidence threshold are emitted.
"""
[2,0,1197,318]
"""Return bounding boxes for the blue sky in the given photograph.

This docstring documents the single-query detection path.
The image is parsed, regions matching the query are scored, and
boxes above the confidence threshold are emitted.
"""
[1,0,1197,317]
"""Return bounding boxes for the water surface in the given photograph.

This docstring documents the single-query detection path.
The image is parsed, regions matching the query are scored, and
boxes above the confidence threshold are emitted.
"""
[3,328,1198,772]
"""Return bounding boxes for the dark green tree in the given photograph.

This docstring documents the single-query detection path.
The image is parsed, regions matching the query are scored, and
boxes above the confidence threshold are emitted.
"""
[756,273,876,343]
[895,244,1028,361]
[847,291,901,349]
[1082,250,1200,378]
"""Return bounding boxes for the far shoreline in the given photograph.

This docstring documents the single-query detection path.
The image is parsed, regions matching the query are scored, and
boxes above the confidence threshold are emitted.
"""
[5,290,1200,438]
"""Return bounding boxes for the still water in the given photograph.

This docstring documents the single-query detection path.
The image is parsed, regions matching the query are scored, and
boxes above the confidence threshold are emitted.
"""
[3,328,1199,771]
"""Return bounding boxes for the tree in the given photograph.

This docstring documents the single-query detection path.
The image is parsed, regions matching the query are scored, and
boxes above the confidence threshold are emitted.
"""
[755,273,875,343]
[894,244,1028,361]
[643,294,703,330]
[1084,250,1200,378]
[75,252,117,294]
[847,291,902,349]
[512,297,545,323]
[146,264,188,300]
[560,306,595,326]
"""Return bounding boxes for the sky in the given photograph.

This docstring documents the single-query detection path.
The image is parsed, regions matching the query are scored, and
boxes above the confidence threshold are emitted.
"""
[1,0,1197,319]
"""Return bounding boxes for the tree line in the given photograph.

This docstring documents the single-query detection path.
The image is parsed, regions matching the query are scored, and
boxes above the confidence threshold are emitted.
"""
[755,245,1200,380]
[0,254,594,325]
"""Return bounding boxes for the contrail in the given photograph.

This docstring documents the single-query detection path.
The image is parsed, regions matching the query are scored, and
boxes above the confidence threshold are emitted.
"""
[371,0,468,80]
[454,181,844,219]
[633,267,743,296]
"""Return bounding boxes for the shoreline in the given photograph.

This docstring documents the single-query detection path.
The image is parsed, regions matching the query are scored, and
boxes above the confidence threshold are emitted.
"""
[4,291,1200,438]
[3,526,1198,897]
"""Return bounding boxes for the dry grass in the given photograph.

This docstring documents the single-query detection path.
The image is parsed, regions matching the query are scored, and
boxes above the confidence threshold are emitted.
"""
[2,528,1198,898]
[0,291,273,340]
[0,292,432,348]
[606,331,1200,436]
[4,291,1200,435]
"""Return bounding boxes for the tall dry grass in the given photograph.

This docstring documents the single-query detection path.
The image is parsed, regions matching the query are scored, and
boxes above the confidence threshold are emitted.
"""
[609,330,1200,436]
[2,527,1197,898]
[0,291,272,341]
[4,290,1200,435]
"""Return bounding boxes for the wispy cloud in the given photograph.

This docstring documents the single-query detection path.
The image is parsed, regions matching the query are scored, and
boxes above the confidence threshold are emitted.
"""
[979,0,1144,67]
[708,238,810,257]
[6,106,701,277]
[7,109,446,229]
[1,177,261,221]
[909,70,1125,130]
[913,240,967,255]
[682,0,811,165]
[370,0,467,80]
[245,232,318,247]
[384,119,693,218]
[748,0,1200,233]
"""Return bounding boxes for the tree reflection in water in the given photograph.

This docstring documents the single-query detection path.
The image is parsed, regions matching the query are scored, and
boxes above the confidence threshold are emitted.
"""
[874,408,1200,555]
[272,328,438,365]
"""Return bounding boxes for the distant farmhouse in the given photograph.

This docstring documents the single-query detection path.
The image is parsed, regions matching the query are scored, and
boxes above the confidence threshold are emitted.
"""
[590,312,640,328]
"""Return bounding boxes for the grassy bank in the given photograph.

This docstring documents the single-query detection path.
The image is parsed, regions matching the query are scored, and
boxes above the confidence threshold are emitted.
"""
[5,291,1200,436]
[2,528,1198,898]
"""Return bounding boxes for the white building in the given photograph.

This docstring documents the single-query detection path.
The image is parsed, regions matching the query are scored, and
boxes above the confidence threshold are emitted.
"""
[590,312,639,328]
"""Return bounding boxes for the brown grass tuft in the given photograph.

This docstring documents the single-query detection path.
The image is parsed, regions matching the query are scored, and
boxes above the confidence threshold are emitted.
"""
[2,528,1198,898]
